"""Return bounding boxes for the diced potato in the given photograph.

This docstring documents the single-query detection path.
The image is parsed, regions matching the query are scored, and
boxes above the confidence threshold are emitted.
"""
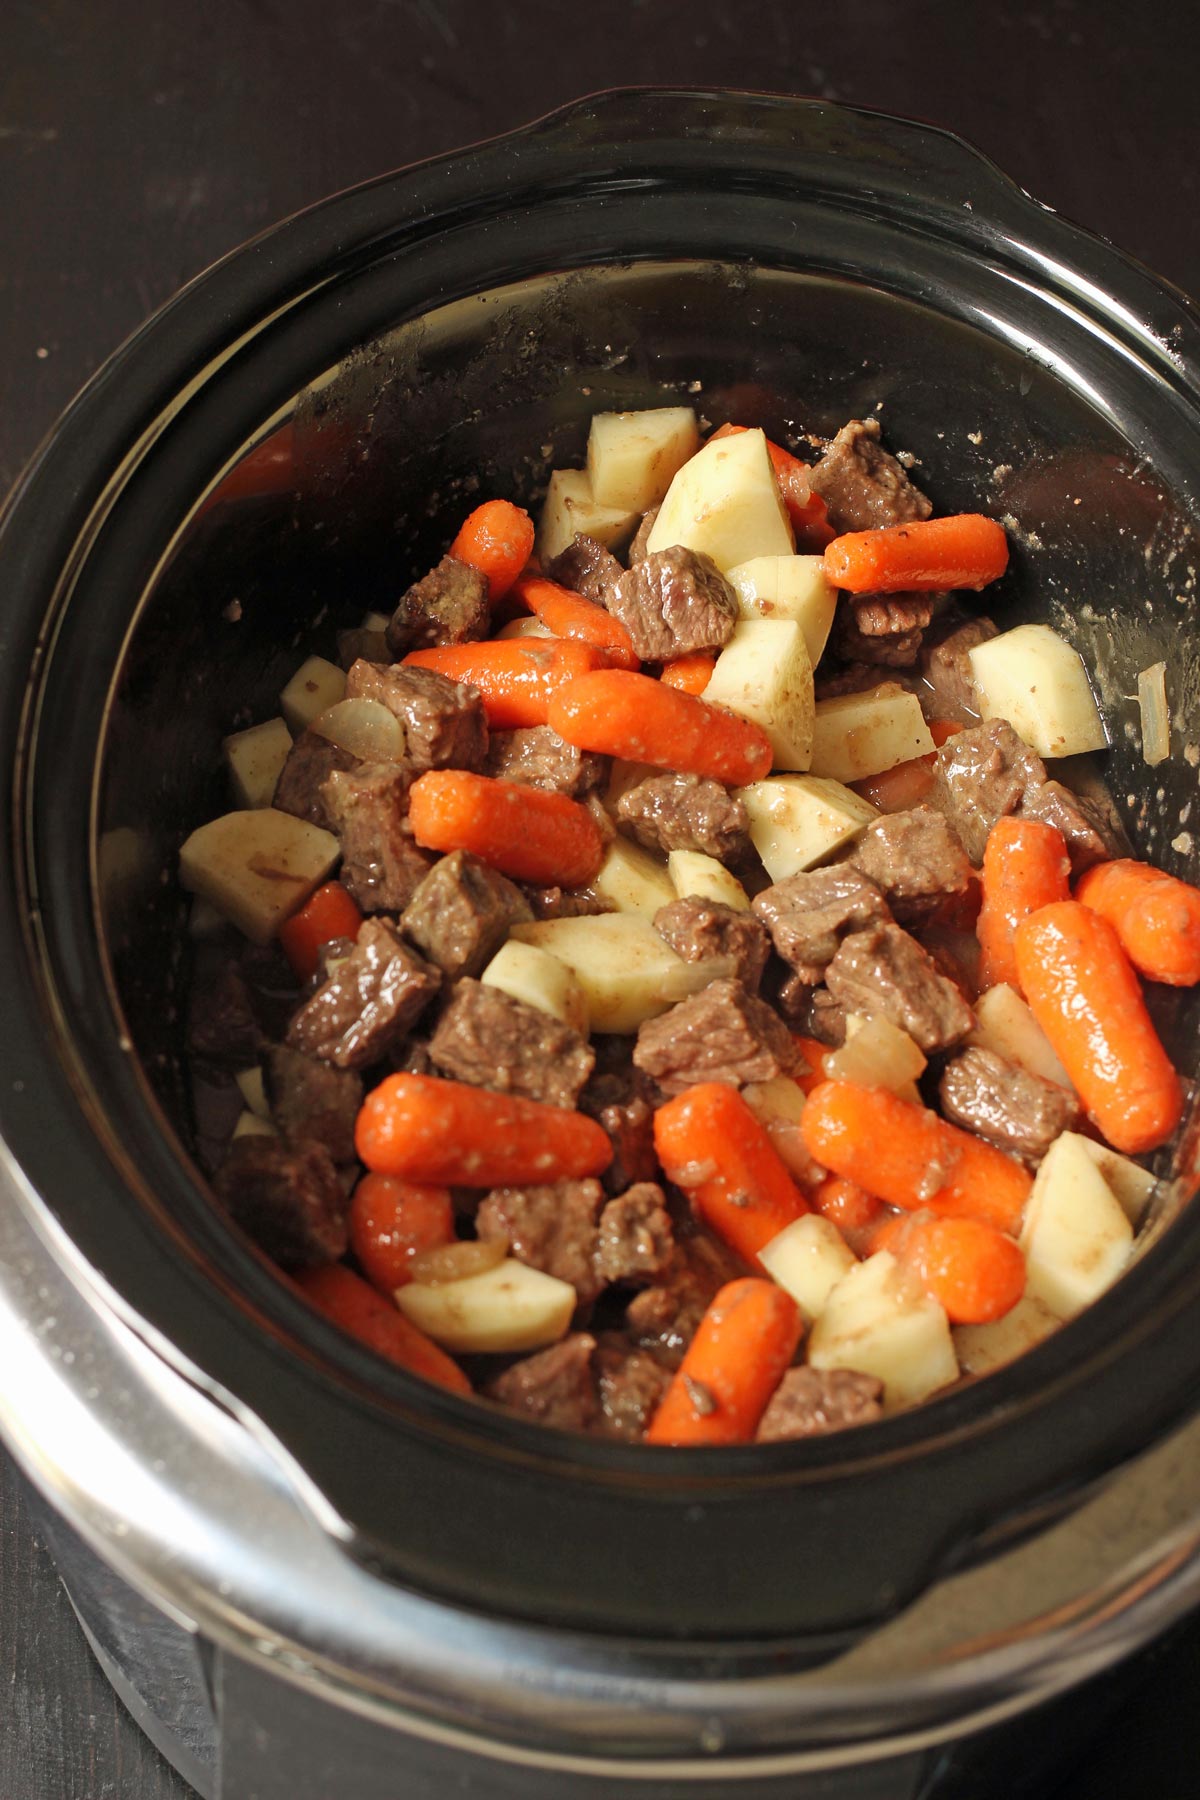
[760,1215,857,1320]
[742,1077,821,1183]
[737,775,878,881]
[702,619,814,771]
[495,615,555,639]
[480,939,589,1037]
[1019,1132,1134,1319]
[224,716,294,809]
[809,686,936,784]
[809,1251,959,1411]
[395,1257,576,1354]
[362,610,390,633]
[970,984,1073,1089]
[536,469,639,564]
[593,836,677,919]
[235,1067,270,1119]
[969,623,1108,758]
[1076,1137,1156,1225]
[667,849,750,911]
[646,427,794,571]
[280,655,346,733]
[603,758,658,813]
[311,697,405,761]
[825,1016,927,1094]
[233,1109,277,1139]
[725,555,838,667]
[179,807,341,945]
[586,406,700,511]
[954,1293,1061,1376]
[511,913,733,1033]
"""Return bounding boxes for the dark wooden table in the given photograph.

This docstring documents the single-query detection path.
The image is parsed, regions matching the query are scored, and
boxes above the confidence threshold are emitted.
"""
[3,2,1199,1794]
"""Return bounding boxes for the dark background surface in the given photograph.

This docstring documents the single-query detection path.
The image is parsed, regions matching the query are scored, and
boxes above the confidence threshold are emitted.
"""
[2,0,1199,1794]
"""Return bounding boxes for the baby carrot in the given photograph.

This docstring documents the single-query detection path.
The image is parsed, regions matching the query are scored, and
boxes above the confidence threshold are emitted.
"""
[292,1263,472,1395]
[709,423,834,549]
[977,817,1072,991]
[511,572,639,669]
[886,1214,1026,1325]
[644,1277,803,1446]
[402,639,611,728]
[548,669,773,787]
[853,754,935,813]
[654,1083,809,1267]
[1015,901,1183,1153]
[277,881,363,981]
[812,1174,884,1235]
[449,498,535,602]
[800,1080,1033,1234]
[408,768,605,886]
[1076,858,1200,987]
[356,1073,613,1186]
[349,1172,455,1292]
[661,652,716,695]
[823,514,1010,594]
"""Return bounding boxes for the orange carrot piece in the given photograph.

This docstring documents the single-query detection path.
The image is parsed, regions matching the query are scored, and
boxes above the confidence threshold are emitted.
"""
[548,669,773,787]
[654,1083,809,1267]
[402,639,611,728]
[886,1214,1026,1325]
[928,718,965,747]
[800,1080,1033,1234]
[709,423,834,549]
[824,514,1010,595]
[511,572,638,669]
[812,1174,884,1235]
[349,1172,455,1292]
[356,1073,612,1186]
[977,817,1072,991]
[449,499,535,602]
[1076,858,1200,988]
[661,652,716,696]
[1015,901,1183,1154]
[277,881,363,981]
[853,754,935,813]
[292,1264,471,1395]
[408,768,605,886]
[644,1277,803,1446]
[790,1035,829,1094]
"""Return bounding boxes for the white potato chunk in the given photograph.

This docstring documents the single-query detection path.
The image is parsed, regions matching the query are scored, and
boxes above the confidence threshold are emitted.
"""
[741,1077,821,1183]
[825,1015,927,1094]
[511,914,732,1033]
[280,655,346,733]
[232,1110,277,1140]
[224,716,293,809]
[667,849,750,911]
[395,1257,576,1354]
[809,1251,959,1411]
[586,406,700,511]
[179,808,340,945]
[480,939,590,1037]
[954,1293,1061,1376]
[495,615,555,640]
[970,984,1073,1090]
[760,1215,858,1320]
[1019,1132,1134,1319]
[969,623,1108,758]
[362,610,391,632]
[235,1067,270,1119]
[603,758,658,814]
[726,555,838,667]
[702,619,814,771]
[809,686,936,784]
[593,836,677,919]
[311,697,405,762]
[646,428,794,571]
[1075,1137,1156,1225]
[737,775,878,881]
[536,469,639,563]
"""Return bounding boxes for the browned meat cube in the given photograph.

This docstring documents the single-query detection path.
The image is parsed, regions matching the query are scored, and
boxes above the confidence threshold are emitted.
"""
[521,884,613,920]
[400,850,532,979]
[476,1180,607,1306]
[807,417,933,533]
[654,895,770,992]
[288,917,441,1069]
[803,987,849,1046]
[485,1334,599,1432]
[484,724,607,796]
[263,1043,362,1163]
[607,545,739,660]
[428,979,594,1110]
[1021,779,1123,875]
[918,615,998,722]
[213,1136,348,1267]
[345,659,487,771]
[848,806,972,925]
[753,866,890,985]
[617,771,749,861]
[594,1334,671,1440]
[633,977,797,1094]
[187,961,263,1065]
[547,534,624,607]
[627,505,660,566]
[755,1367,884,1441]
[321,763,433,912]
[273,729,358,829]
[825,921,974,1054]
[938,1046,1080,1164]
[578,1064,661,1196]
[816,663,919,701]
[931,717,1121,871]
[831,595,931,668]
[385,553,488,655]
[624,1238,739,1370]
[594,1183,676,1286]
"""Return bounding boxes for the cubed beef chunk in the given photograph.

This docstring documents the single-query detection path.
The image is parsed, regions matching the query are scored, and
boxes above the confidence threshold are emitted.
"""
[476,1180,606,1305]
[401,850,533,979]
[345,659,487,771]
[548,534,624,608]
[1021,779,1122,875]
[825,921,974,1053]
[521,884,613,920]
[428,979,594,1109]
[321,763,433,912]
[931,717,1121,871]
[608,546,739,661]
[938,1046,1080,1164]
[633,977,797,1094]
[213,1136,348,1267]
[848,807,973,925]
[753,866,890,985]
[273,730,358,829]
[807,417,933,533]
[755,1367,884,1441]
[654,895,770,992]
[336,622,390,671]
[385,553,489,655]
[288,917,441,1069]
[263,1043,362,1163]
[485,1334,598,1432]
[919,616,997,722]
[188,961,263,1064]
[832,592,934,668]
[625,1237,738,1369]
[617,771,749,861]
[627,505,660,566]
[578,1065,661,1196]
[485,725,607,796]
[594,1183,676,1286]
[594,1334,671,1440]
[804,987,849,1046]
[816,662,919,701]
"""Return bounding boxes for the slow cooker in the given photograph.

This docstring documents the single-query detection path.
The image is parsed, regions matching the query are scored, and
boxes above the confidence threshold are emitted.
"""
[2,89,1199,1799]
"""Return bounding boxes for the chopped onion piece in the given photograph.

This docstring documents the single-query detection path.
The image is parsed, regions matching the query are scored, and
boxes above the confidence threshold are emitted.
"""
[311,696,405,762]
[1137,662,1169,767]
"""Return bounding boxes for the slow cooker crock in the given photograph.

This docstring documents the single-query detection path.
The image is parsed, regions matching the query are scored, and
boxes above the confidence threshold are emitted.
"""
[2,89,1200,1798]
